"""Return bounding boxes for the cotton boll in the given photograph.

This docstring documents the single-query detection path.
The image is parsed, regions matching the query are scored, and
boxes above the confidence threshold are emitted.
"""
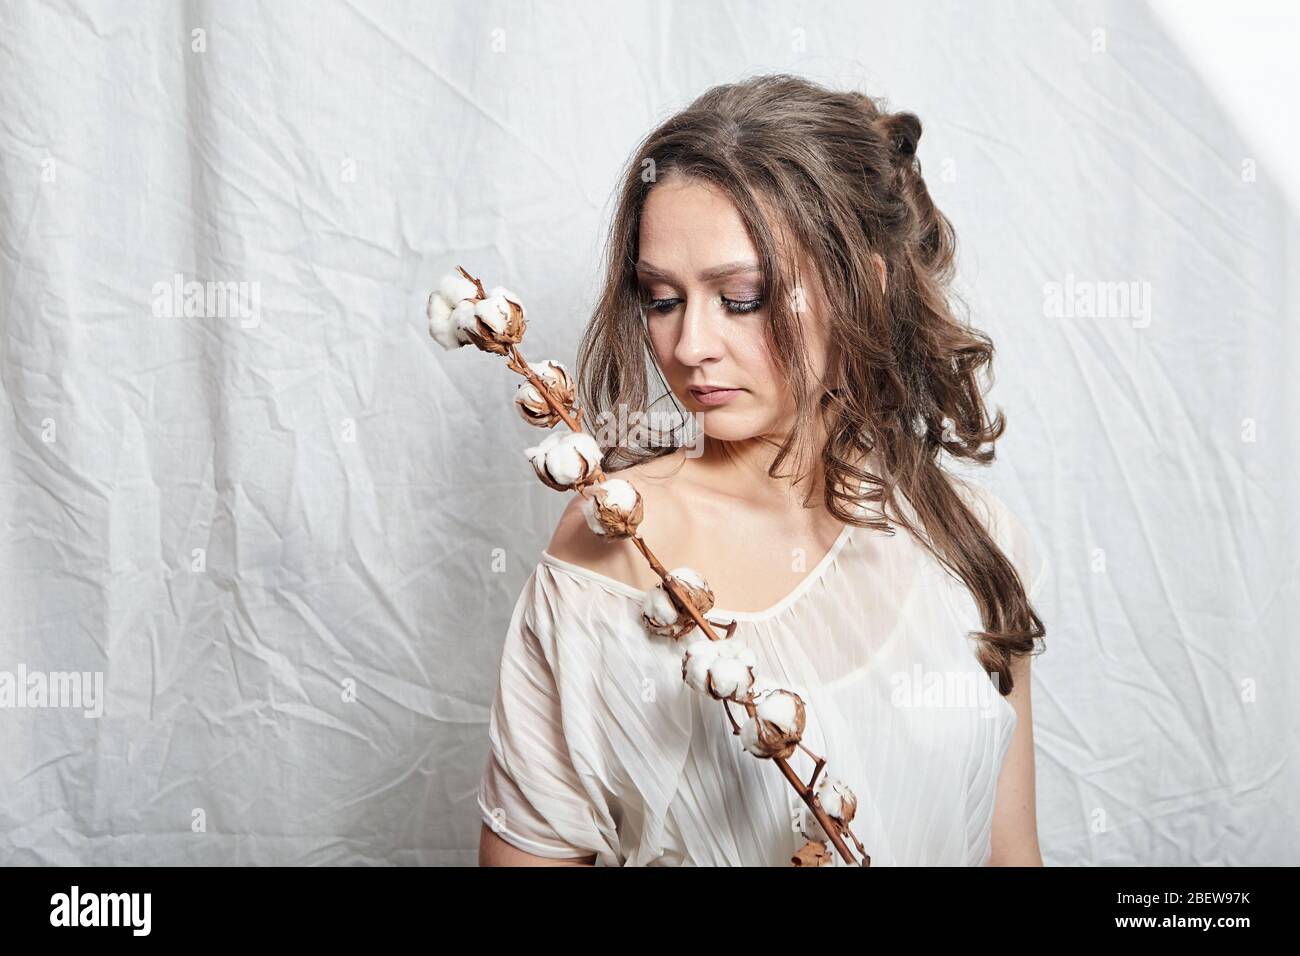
[523,432,564,488]
[427,292,467,350]
[642,566,715,641]
[797,805,832,844]
[681,641,719,694]
[739,717,764,757]
[452,299,478,335]
[515,360,576,428]
[715,638,756,665]
[684,640,715,665]
[545,432,602,485]
[530,359,573,394]
[667,569,715,636]
[454,282,526,354]
[475,289,527,335]
[595,478,637,512]
[643,587,683,638]
[707,655,755,701]
[581,478,643,538]
[440,272,479,304]
[754,688,800,731]
[428,290,451,327]
[816,776,858,826]
[525,431,603,492]
[668,566,709,592]
[648,591,701,640]
[515,380,551,424]
[474,294,513,334]
[487,286,526,317]
[682,636,757,701]
[524,431,561,469]
[683,638,717,662]
[739,687,806,759]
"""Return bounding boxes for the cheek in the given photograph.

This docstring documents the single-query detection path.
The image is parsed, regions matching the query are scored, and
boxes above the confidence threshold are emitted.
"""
[731,326,779,381]
[647,324,675,371]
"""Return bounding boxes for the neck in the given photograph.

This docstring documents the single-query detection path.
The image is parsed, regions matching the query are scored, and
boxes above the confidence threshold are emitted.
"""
[686,419,877,513]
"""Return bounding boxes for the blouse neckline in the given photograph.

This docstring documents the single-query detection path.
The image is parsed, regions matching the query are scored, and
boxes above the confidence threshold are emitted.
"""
[539,518,858,624]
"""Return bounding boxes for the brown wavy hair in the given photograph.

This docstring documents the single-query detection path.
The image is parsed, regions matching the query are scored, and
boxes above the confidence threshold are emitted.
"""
[576,73,1045,692]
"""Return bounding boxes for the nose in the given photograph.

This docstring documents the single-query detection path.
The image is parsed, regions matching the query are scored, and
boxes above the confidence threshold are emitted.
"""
[672,295,726,368]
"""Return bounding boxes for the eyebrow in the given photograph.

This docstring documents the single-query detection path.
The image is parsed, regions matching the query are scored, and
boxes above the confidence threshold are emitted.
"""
[634,259,762,282]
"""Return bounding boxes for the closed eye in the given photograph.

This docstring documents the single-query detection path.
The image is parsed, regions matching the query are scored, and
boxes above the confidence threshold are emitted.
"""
[641,296,764,316]
[722,295,763,314]
[645,297,681,315]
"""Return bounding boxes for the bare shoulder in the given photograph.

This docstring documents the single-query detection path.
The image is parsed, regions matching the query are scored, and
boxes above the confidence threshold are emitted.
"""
[544,449,689,588]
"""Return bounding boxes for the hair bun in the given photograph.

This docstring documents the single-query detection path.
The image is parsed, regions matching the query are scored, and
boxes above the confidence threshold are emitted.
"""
[879,111,922,160]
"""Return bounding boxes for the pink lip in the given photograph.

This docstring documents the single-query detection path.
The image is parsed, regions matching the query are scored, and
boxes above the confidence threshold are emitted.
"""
[690,387,743,406]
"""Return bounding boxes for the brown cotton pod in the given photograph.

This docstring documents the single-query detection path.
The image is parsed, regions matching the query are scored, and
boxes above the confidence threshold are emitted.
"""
[524,431,604,493]
[824,782,858,827]
[515,361,576,428]
[663,568,715,640]
[585,479,643,539]
[741,690,807,760]
[643,568,714,641]
[792,839,833,867]
[462,293,527,356]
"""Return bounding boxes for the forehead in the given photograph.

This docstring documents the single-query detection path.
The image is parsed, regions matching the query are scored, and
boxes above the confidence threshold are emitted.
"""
[637,177,757,272]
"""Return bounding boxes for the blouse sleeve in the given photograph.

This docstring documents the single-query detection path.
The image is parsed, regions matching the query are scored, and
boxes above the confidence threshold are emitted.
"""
[476,563,621,864]
[1000,495,1050,603]
[952,476,1050,602]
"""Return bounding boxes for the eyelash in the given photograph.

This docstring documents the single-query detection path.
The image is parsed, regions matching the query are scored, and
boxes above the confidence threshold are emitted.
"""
[643,296,764,316]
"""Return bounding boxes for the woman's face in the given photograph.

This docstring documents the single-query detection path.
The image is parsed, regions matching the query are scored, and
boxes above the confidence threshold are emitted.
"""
[635,174,831,443]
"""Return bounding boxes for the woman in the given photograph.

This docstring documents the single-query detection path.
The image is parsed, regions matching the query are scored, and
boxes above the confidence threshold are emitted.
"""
[477,74,1048,866]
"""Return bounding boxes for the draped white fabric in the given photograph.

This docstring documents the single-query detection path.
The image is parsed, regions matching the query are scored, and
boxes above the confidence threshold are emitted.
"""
[479,480,1044,865]
[2,0,1295,867]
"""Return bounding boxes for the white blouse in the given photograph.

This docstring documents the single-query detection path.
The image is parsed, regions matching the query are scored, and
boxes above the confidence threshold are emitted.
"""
[477,475,1048,866]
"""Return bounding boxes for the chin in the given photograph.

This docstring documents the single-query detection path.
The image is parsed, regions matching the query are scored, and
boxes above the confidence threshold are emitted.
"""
[697,412,775,442]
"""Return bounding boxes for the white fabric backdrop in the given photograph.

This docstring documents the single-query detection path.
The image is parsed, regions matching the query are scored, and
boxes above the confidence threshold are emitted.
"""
[1,0,1294,865]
